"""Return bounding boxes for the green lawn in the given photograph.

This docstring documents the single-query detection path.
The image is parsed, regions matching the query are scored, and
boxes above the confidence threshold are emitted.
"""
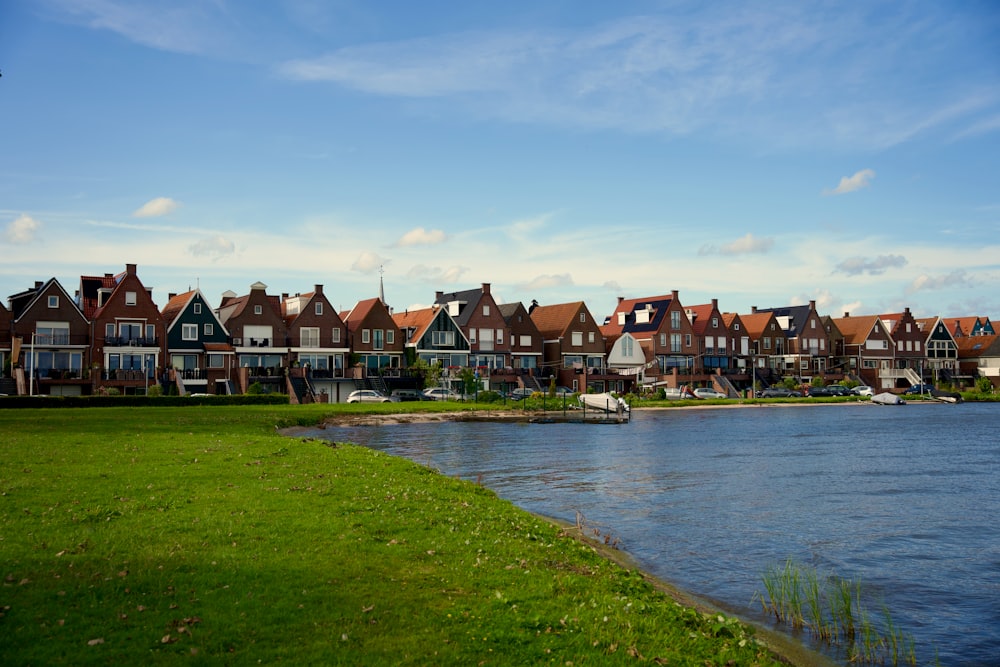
[1,405,807,665]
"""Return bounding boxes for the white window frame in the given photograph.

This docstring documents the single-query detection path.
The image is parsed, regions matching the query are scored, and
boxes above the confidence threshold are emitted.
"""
[182,323,198,341]
[126,291,137,306]
[315,302,323,315]
[332,328,341,344]
[301,327,320,348]
[362,329,370,344]
[254,305,263,315]
[571,331,583,346]
[204,323,214,336]
[48,295,59,308]
[193,303,202,314]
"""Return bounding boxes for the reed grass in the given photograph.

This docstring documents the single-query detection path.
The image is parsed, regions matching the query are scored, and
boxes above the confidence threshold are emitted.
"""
[757,559,925,666]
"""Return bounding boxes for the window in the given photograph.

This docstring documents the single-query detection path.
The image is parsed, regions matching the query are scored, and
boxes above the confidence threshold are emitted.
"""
[362,329,370,344]
[915,341,921,352]
[301,327,320,347]
[670,334,682,352]
[315,302,323,316]
[763,336,771,350]
[126,291,137,306]
[810,320,816,329]
[684,334,691,347]
[571,331,583,346]
[204,323,214,336]
[670,311,681,329]
[432,331,455,346]
[105,323,115,339]
[483,305,490,316]
[207,354,225,369]
[332,328,341,344]
[659,333,666,347]
[193,303,202,314]
[579,312,586,323]
[770,323,776,331]
[182,324,198,341]
[734,323,740,331]
[373,329,384,350]
[897,340,904,351]
[469,329,477,344]
[622,336,634,357]
[495,329,502,344]
[254,305,263,315]
[386,330,394,345]
[519,335,531,346]
[712,317,718,328]
[588,331,595,344]
[48,295,59,308]
[145,325,155,341]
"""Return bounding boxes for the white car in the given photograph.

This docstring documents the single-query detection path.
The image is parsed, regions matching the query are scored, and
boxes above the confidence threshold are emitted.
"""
[851,385,874,397]
[346,389,393,403]
[421,387,461,401]
[693,387,727,399]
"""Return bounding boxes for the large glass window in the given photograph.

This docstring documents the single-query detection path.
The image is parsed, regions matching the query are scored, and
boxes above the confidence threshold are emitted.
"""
[301,327,320,347]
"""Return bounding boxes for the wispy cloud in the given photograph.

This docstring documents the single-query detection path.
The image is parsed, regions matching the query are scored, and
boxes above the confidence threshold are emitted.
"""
[406,264,468,283]
[906,270,971,294]
[699,233,774,256]
[823,169,875,196]
[518,274,574,291]
[189,235,235,259]
[834,254,907,276]
[4,214,41,244]
[396,227,447,247]
[133,197,180,218]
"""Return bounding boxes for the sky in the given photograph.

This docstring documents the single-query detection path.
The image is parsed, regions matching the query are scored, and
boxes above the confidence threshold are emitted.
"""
[2,1,999,323]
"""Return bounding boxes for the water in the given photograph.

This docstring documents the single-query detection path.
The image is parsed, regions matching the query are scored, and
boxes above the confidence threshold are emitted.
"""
[305,403,1000,666]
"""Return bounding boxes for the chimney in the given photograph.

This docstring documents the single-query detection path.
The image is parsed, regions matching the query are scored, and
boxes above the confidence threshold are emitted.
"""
[126,263,137,276]
[617,296,624,304]
[315,284,323,295]
[282,293,289,300]
[751,306,757,314]
[671,289,679,301]
[711,298,718,309]
[482,282,491,295]
[844,312,850,318]
[35,281,43,289]
[435,291,444,301]
[169,293,176,300]
[105,273,113,279]
[904,307,910,315]
[809,300,816,310]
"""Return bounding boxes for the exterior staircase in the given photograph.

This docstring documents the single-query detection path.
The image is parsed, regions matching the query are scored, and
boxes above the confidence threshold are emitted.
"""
[712,374,739,398]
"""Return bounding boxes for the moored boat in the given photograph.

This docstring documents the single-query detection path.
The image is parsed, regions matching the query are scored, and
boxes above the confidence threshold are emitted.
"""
[579,392,629,413]
[872,392,906,405]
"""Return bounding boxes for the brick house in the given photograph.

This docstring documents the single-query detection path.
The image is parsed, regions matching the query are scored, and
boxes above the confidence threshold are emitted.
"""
[340,297,405,372]
[831,313,897,390]
[752,301,831,378]
[530,301,624,393]
[216,281,288,393]
[8,278,90,395]
[82,264,165,395]
[434,283,510,370]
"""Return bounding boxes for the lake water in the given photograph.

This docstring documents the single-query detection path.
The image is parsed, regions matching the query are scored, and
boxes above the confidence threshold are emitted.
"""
[306,403,1000,666]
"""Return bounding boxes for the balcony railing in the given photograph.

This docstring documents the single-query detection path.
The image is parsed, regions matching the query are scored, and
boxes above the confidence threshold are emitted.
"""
[104,336,159,347]
[102,369,151,382]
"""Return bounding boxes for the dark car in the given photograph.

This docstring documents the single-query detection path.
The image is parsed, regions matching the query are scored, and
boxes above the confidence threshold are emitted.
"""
[903,384,935,395]
[757,387,798,398]
[806,387,833,397]
[824,385,852,396]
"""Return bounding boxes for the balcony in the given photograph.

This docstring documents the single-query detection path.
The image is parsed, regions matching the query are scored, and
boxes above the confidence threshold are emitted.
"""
[105,336,159,347]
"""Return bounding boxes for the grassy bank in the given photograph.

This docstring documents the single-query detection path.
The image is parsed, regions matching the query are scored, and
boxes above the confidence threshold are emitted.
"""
[1,405,802,665]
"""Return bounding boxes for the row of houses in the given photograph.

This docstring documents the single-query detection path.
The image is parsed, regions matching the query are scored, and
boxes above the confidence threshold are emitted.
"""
[1,263,997,402]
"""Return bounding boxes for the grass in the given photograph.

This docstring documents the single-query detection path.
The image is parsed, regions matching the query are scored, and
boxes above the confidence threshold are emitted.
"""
[0,404,796,665]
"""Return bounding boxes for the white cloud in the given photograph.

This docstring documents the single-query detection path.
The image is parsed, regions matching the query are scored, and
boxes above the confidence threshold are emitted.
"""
[189,235,235,259]
[824,169,875,196]
[834,254,907,276]
[906,270,971,294]
[4,214,41,244]
[699,233,774,256]
[396,227,447,247]
[133,197,180,218]
[603,280,623,292]
[351,251,385,273]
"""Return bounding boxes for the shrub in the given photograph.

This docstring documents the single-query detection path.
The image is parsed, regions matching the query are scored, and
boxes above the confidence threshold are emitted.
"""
[976,376,993,393]
[246,381,264,395]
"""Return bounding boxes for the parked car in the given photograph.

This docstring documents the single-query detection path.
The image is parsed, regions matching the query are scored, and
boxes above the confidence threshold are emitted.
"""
[508,387,536,400]
[552,386,575,396]
[757,387,798,398]
[824,385,853,396]
[693,387,727,399]
[390,389,426,402]
[851,385,874,397]
[903,383,935,395]
[346,389,394,403]
[422,387,461,401]
[806,386,833,397]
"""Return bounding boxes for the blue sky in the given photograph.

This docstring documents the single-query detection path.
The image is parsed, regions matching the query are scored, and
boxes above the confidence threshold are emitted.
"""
[2,1,998,321]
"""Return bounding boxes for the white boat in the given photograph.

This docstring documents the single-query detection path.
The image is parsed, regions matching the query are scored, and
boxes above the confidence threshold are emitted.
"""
[579,392,630,413]
[871,392,906,405]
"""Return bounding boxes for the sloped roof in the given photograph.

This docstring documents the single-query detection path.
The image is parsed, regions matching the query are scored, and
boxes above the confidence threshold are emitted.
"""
[497,302,523,321]
[160,290,196,325]
[947,316,980,337]
[736,312,778,339]
[78,273,119,319]
[341,297,381,332]
[753,304,813,338]
[955,334,1000,358]
[686,303,716,336]
[392,306,438,343]
[530,301,584,339]
[434,287,484,327]
[831,315,882,345]
[603,294,675,337]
